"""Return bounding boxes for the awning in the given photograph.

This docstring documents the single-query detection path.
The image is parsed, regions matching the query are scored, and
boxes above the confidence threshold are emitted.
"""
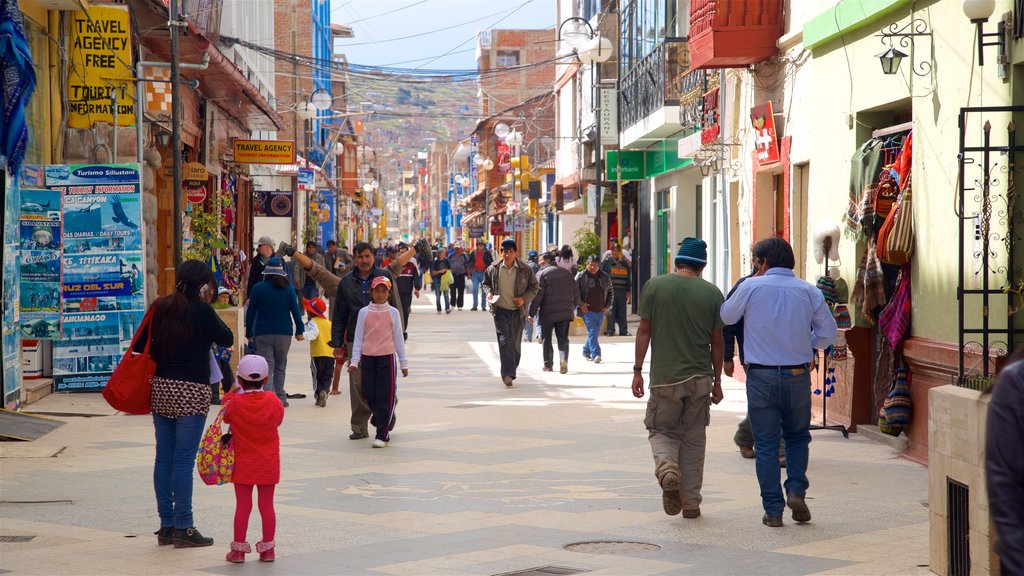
[462,210,485,223]
[458,188,486,207]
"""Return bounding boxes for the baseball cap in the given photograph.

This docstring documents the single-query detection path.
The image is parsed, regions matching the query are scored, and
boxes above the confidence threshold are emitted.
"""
[371,276,392,290]
[237,354,269,382]
[217,287,231,296]
[500,238,517,251]
[257,236,275,247]
[303,297,328,318]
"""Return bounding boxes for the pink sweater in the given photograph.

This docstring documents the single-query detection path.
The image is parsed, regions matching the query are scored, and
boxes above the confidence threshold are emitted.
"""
[350,303,408,368]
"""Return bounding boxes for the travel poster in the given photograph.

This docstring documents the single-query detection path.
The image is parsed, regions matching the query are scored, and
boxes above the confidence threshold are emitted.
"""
[18,188,63,338]
[48,164,146,391]
[3,170,22,408]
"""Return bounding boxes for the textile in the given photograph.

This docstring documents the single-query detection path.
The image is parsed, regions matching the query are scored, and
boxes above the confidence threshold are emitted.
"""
[0,0,36,175]
[852,238,887,324]
[675,237,708,265]
[150,376,212,418]
[639,275,724,386]
[350,303,407,368]
[133,299,233,385]
[844,138,885,237]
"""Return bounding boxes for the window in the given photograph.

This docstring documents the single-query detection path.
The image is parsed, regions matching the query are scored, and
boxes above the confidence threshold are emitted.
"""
[496,50,520,67]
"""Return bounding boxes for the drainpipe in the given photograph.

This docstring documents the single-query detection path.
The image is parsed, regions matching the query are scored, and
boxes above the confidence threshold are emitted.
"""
[135,52,210,167]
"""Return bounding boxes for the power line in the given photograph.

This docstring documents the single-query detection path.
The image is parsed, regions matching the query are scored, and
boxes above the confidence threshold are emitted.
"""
[344,0,430,24]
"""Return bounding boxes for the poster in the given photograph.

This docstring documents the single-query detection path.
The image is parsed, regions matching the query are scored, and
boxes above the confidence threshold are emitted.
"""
[48,164,145,391]
[67,5,135,128]
[254,190,293,217]
[750,101,780,164]
[315,189,335,246]
[2,168,22,408]
[18,188,63,338]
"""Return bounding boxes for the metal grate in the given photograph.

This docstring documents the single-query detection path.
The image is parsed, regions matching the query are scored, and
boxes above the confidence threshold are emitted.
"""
[947,478,970,576]
[493,567,588,576]
[0,535,35,543]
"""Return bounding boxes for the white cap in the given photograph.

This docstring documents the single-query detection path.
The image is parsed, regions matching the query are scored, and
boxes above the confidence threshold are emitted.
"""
[217,287,231,295]
[236,354,268,382]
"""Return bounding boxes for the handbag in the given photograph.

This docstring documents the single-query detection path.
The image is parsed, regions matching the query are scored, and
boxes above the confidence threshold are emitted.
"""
[878,266,912,349]
[883,364,912,426]
[197,405,234,486]
[877,177,915,265]
[102,305,157,414]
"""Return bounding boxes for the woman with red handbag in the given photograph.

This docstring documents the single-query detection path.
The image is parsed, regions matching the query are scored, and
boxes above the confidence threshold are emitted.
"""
[135,260,234,548]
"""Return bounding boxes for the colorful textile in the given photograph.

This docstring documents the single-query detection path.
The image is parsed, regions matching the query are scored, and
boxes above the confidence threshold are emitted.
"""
[0,0,36,174]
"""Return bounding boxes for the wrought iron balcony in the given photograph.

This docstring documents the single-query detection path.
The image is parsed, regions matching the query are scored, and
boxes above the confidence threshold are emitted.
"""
[619,38,689,131]
[182,0,222,41]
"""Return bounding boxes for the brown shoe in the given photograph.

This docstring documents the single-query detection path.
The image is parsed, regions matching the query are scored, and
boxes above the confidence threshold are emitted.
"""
[739,446,755,459]
[682,508,701,519]
[762,514,784,528]
[659,471,681,516]
[787,493,811,523]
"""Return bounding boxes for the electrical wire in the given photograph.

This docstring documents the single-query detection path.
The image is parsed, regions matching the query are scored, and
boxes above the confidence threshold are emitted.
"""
[344,0,431,25]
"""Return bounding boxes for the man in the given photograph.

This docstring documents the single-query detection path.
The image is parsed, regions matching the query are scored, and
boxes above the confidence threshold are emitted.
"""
[522,250,542,343]
[482,238,539,387]
[293,241,325,304]
[529,252,580,374]
[448,243,470,311]
[576,254,612,363]
[244,236,275,304]
[602,242,632,336]
[430,250,451,314]
[720,237,837,527]
[470,241,494,311]
[394,243,421,339]
[324,240,340,276]
[632,237,725,519]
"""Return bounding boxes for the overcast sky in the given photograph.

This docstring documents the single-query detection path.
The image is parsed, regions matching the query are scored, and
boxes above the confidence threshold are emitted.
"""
[331,0,556,70]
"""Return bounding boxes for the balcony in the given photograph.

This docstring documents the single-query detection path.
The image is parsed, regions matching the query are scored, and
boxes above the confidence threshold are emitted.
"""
[688,0,783,69]
[619,38,689,133]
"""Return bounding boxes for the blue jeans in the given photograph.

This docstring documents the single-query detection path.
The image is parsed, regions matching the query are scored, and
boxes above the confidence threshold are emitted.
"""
[581,311,604,358]
[433,282,450,311]
[471,271,486,309]
[153,413,207,528]
[745,366,812,517]
[523,317,536,342]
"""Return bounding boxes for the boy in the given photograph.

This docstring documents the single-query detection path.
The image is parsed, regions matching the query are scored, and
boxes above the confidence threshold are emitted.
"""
[348,276,408,447]
[301,297,335,407]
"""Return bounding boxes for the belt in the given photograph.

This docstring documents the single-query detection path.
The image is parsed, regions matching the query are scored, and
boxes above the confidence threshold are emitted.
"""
[746,363,807,370]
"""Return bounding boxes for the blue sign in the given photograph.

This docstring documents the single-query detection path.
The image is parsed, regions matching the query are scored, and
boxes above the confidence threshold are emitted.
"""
[298,168,315,191]
[439,199,450,228]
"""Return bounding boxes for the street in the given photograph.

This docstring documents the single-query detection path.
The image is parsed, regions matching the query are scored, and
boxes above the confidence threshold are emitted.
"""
[1,297,930,576]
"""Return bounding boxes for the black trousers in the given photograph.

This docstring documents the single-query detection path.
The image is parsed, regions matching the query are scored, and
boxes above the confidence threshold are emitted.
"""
[610,287,629,335]
[398,288,413,339]
[450,273,467,309]
[541,320,571,368]
[360,354,398,442]
[310,356,335,396]
[493,307,524,380]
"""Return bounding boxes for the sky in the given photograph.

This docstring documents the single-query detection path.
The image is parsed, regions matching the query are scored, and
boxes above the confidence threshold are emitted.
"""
[330,0,556,70]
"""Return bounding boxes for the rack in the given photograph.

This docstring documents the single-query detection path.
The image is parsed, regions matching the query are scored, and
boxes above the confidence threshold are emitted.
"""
[871,121,913,139]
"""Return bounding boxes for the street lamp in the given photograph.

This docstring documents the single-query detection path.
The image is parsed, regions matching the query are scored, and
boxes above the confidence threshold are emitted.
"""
[963,0,1008,66]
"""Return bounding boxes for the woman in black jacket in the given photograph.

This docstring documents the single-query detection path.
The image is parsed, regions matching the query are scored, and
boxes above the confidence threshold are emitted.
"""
[137,260,233,548]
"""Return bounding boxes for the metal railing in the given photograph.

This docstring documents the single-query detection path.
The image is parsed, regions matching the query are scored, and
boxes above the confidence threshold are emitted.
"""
[619,38,688,130]
[182,0,222,41]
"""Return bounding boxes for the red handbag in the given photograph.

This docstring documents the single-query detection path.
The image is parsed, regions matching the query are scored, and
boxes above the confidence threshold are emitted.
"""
[103,305,157,414]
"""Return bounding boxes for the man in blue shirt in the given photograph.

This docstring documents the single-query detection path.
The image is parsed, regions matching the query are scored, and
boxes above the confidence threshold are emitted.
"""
[720,237,837,528]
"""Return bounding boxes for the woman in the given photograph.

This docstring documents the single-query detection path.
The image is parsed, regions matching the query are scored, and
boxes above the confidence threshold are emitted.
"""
[244,256,305,406]
[556,244,577,275]
[140,259,233,548]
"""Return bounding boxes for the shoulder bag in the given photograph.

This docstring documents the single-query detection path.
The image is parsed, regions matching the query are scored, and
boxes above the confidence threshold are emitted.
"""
[877,175,915,265]
[197,404,234,486]
[102,305,157,414]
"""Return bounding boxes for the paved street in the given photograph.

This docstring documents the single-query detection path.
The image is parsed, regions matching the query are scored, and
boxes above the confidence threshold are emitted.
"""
[1,296,930,575]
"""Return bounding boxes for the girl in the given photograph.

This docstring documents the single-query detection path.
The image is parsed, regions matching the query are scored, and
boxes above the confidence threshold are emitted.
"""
[348,276,408,448]
[223,354,285,563]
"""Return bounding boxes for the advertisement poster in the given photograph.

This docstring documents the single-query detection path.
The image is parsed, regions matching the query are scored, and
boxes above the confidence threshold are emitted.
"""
[254,190,293,217]
[3,170,23,408]
[67,5,136,128]
[47,164,145,391]
[18,188,63,338]
[750,101,780,164]
[314,189,335,246]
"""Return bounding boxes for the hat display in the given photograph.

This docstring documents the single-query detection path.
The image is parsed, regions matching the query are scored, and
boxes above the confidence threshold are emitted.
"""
[500,238,517,251]
[371,276,392,290]
[816,275,840,304]
[262,256,287,277]
[257,236,275,247]
[675,237,708,265]
[237,354,269,382]
[303,297,328,318]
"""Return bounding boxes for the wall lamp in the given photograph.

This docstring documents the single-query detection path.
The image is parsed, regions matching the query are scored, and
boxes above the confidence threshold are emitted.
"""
[558,16,612,65]
[874,18,932,76]
[963,0,1008,66]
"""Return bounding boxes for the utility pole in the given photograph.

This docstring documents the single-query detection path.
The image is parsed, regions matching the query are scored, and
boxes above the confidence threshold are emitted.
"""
[169,0,183,267]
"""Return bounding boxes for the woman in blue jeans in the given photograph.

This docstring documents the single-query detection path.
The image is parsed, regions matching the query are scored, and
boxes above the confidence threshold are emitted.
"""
[135,260,233,547]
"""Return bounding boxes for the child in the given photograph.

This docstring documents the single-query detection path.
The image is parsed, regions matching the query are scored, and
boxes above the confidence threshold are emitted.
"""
[301,297,335,407]
[222,355,285,563]
[348,276,408,448]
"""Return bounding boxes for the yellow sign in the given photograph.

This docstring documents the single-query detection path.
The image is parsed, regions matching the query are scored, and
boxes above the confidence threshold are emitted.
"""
[182,162,209,182]
[233,140,296,164]
[68,5,135,129]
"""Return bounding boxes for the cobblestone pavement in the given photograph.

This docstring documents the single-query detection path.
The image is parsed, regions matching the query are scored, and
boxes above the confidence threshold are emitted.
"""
[0,296,931,575]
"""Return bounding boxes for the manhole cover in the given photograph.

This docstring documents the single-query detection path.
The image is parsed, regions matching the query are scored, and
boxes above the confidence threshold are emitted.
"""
[494,567,588,576]
[564,540,661,554]
[0,535,35,543]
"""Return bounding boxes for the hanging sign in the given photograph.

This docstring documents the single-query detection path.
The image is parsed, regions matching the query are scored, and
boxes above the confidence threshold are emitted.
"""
[750,101,781,164]
[67,5,136,128]
[182,162,209,183]
[600,88,618,145]
[186,186,208,204]
[298,168,315,192]
[497,143,511,174]
[232,140,296,165]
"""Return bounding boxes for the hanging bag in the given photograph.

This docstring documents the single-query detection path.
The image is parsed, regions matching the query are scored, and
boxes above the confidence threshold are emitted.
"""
[197,404,235,486]
[883,363,913,426]
[877,176,915,265]
[878,266,912,349]
[102,305,157,414]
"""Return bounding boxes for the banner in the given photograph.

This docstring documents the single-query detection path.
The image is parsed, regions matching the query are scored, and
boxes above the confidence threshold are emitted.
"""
[67,5,135,128]
[254,190,293,217]
[47,164,146,392]
[18,188,62,338]
[314,189,335,246]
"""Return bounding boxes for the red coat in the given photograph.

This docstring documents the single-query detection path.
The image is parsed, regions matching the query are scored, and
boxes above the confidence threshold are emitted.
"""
[223,391,284,485]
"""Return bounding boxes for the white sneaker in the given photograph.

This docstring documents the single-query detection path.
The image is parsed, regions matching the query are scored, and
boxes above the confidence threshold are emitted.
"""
[593,356,602,364]
[372,439,387,448]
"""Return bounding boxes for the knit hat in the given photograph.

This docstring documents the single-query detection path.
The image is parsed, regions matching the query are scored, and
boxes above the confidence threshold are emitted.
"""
[816,275,840,304]
[257,236,275,247]
[371,276,392,290]
[237,354,269,382]
[303,297,328,318]
[833,304,852,329]
[262,256,286,277]
[675,237,707,266]
[500,238,517,251]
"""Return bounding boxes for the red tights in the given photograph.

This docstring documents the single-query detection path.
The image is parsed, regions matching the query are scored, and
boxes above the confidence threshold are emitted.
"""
[233,484,275,543]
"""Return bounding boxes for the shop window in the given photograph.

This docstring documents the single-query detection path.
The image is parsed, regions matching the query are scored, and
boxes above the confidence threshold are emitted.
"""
[496,50,520,67]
